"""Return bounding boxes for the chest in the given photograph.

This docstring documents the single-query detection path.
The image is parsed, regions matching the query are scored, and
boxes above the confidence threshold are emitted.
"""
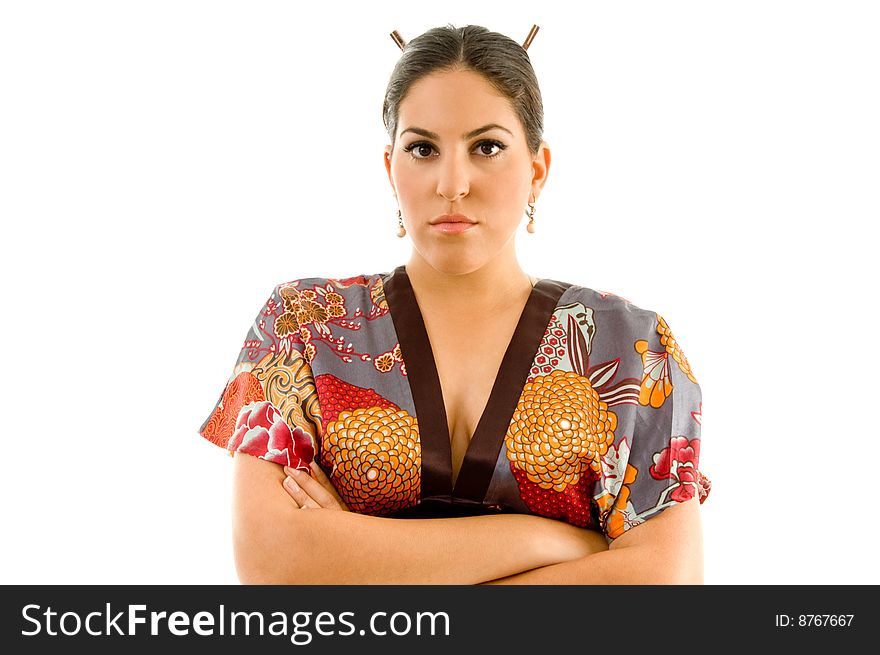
[314,269,574,518]
[426,314,523,486]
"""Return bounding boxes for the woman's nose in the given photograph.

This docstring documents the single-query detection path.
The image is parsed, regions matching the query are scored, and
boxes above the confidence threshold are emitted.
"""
[435,150,470,201]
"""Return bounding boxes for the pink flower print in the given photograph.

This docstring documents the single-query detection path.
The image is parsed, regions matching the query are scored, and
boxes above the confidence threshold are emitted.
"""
[649,436,705,503]
[228,400,314,472]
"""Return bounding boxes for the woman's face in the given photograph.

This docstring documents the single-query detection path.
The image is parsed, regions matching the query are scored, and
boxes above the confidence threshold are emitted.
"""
[384,68,550,276]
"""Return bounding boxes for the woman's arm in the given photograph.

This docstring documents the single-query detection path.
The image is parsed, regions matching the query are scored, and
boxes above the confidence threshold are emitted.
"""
[480,497,704,584]
[232,452,608,584]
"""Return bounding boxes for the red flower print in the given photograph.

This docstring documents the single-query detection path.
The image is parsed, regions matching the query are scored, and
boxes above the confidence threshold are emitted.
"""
[330,275,369,287]
[228,400,314,472]
[649,436,709,503]
[697,471,711,502]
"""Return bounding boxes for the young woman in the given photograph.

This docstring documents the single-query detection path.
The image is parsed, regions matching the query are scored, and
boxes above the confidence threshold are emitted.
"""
[198,24,710,584]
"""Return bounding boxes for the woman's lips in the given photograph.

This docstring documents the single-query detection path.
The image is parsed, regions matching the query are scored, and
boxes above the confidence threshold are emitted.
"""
[429,222,476,234]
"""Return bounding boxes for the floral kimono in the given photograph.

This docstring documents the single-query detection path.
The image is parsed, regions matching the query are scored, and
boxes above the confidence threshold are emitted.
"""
[198,265,710,542]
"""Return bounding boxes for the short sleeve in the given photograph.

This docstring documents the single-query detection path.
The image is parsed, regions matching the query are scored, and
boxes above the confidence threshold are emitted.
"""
[595,312,710,542]
[197,282,320,471]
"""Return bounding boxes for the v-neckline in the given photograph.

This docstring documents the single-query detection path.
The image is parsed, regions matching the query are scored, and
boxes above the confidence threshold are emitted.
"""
[382,264,570,506]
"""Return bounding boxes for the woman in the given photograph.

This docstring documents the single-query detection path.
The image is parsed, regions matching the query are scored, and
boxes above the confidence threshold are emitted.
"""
[198,24,710,584]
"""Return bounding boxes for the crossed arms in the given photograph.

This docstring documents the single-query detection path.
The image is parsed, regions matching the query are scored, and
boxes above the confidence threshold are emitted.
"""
[231,453,703,585]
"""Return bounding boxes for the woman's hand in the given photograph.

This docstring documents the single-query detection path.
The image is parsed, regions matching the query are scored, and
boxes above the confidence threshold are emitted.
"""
[282,460,349,511]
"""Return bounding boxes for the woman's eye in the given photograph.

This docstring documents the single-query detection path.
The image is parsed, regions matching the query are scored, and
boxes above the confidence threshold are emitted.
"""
[477,141,503,157]
[403,139,507,161]
[408,143,434,159]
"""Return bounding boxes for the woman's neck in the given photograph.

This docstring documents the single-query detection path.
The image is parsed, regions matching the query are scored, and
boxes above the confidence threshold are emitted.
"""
[404,250,534,317]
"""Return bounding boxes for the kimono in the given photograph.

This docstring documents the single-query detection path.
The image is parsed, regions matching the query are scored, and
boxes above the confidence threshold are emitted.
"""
[198,265,710,542]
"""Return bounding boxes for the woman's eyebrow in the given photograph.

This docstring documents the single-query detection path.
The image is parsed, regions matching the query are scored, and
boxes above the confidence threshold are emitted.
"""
[400,123,514,140]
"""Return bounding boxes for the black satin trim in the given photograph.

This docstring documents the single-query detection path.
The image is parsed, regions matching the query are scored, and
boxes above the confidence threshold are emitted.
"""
[382,266,453,501]
[383,265,571,506]
[385,499,503,519]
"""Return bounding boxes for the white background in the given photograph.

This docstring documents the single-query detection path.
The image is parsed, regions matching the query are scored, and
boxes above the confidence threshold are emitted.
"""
[2,1,877,584]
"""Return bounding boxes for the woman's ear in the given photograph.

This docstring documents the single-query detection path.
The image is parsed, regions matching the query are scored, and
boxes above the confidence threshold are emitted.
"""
[384,145,396,195]
[531,140,551,195]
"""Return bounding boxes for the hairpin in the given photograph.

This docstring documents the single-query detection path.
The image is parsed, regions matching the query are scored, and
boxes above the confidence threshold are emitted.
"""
[522,25,539,50]
[389,25,540,52]
[390,30,406,51]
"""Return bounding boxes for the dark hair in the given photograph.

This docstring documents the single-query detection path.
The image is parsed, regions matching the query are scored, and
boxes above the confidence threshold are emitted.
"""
[382,24,544,157]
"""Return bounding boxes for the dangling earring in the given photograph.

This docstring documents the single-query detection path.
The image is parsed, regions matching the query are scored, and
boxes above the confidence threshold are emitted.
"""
[396,209,406,238]
[525,194,536,233]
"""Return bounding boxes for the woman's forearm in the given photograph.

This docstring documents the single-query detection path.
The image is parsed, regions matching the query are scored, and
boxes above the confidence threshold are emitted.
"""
[237,504,606,584]
[481,547,650,585]
[480,545,701,585]
[481,500,704,585]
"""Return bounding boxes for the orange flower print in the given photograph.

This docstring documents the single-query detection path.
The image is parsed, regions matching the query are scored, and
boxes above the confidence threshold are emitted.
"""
[273,282,375,366]
[635,314,698,408]
[279,285,301,303]
[322,406,421,515]
[374,352,395,373]
[505,370,617,527]
[656,315,698,384]
[315,375,419,516]
[299,299,328,325]
[596,461,639,539]
[634,338,672,408]
[274,311,299,337]
[326,304,346,318]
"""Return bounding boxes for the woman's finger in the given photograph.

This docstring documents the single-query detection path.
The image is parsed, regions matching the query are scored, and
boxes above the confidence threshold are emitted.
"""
[283,490,301,509]
[283,466,339,509]
[282,474,320,509]
[309,460,349,510]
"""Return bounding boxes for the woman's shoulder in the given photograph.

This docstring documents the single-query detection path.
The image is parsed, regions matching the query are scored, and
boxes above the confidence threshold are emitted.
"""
[554,279,697,382]
[268,272,389,296]
[553,279,662,331]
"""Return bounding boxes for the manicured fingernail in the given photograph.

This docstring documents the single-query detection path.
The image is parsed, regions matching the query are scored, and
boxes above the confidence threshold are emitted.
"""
[284,476,299,492]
